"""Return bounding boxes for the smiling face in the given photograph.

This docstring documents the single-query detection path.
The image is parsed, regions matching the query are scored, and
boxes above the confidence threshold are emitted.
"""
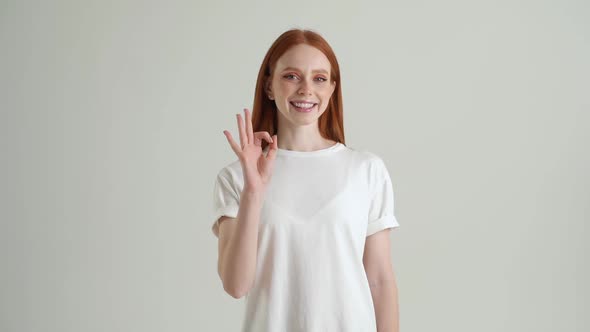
[265,44,337,127]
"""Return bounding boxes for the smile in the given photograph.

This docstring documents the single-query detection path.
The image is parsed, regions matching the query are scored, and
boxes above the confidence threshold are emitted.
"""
[290,101,317,112]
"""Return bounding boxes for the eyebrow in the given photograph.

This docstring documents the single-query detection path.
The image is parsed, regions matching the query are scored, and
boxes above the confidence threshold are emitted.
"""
[281,67,329,75]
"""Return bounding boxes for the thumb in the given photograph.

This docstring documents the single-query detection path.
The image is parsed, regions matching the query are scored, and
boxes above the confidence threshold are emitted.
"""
[265,135,278,161]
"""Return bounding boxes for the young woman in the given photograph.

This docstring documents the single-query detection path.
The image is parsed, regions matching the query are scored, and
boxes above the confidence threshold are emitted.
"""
[212,29,400,332]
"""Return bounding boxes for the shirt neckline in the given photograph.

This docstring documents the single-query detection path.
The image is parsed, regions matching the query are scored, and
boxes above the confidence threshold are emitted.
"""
[275,142,345,157]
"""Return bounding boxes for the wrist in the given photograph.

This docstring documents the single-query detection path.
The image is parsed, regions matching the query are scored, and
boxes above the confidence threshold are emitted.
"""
[242,185,265,196]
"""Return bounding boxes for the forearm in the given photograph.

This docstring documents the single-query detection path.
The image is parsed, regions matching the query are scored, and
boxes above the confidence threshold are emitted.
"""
[222,188,264,297]
[370,278,399,332]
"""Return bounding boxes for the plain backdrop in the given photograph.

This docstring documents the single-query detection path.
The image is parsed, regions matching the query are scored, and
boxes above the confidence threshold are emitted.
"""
[1,0,588,331]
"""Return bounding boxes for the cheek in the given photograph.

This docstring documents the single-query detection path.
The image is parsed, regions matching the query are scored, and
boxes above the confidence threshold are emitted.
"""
[275,81,295,93]
[319,86,335,98]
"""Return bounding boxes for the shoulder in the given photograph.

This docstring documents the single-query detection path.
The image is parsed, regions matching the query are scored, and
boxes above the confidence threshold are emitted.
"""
[343,146,393,191]
[343,144,388,170]
[216,159,242,178]
[215,159,244,191]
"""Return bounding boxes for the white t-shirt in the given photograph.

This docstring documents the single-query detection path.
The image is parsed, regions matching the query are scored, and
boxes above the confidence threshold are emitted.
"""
[211,142,399,332]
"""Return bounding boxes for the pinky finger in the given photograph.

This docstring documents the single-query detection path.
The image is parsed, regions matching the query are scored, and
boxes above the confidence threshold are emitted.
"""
[223,130,241,155]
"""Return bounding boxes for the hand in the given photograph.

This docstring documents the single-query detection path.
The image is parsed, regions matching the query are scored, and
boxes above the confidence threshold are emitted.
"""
[223,108,278,193]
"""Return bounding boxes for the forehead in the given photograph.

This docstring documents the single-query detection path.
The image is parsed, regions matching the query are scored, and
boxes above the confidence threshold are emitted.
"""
[275,44,331,73]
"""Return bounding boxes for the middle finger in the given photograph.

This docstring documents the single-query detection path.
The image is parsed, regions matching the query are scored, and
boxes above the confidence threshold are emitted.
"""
[237,112,247,148]
[245,108,254,144]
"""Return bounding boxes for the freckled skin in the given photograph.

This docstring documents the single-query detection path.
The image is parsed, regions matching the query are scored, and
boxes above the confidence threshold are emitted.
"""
[265,44,337,129]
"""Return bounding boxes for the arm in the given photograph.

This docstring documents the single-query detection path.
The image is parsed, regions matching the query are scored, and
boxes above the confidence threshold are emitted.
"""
[363,228,399,332]
[218,188,264,298]
[217,108,277,299]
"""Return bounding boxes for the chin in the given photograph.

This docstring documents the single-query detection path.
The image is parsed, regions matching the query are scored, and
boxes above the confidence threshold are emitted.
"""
[287,115,317,126]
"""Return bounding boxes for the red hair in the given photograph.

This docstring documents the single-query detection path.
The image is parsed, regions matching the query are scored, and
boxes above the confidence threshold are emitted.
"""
[252,29,345,151]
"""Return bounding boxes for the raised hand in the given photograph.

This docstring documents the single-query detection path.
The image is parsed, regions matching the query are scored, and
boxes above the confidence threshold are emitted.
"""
[223,108,278,193]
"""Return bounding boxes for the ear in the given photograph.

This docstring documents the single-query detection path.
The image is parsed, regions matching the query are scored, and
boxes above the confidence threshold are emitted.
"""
[265,78,273,97]
[330,80,337,95]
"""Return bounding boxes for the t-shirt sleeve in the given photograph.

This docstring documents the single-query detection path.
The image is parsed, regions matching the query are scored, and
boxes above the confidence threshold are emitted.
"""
[211,169,240,238]
[366,157,400,237]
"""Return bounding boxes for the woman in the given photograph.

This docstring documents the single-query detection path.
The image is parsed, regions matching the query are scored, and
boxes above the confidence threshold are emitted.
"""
[212,28,400,332]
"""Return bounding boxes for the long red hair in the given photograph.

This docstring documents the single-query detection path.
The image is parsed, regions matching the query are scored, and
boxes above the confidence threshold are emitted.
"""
[252,29,345,151]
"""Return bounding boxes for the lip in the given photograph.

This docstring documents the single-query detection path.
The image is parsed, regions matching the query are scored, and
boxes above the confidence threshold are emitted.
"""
[290,102,316,113]
[290,100,318,104]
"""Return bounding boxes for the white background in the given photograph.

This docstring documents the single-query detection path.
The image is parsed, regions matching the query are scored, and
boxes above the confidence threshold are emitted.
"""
[1,0,588,331]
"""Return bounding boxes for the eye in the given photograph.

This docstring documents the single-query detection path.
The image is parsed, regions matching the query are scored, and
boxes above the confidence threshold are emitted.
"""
[315,77,328,82]
[284,74,299,80]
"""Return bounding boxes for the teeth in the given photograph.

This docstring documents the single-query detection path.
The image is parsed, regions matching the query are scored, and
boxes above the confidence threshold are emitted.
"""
[292,102,315,108]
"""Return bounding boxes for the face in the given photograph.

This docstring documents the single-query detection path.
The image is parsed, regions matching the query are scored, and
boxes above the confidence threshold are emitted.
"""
[265,44,337,126]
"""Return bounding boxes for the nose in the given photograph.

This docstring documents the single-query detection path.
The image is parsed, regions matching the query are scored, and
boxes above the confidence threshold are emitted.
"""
[298,79,312,95]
